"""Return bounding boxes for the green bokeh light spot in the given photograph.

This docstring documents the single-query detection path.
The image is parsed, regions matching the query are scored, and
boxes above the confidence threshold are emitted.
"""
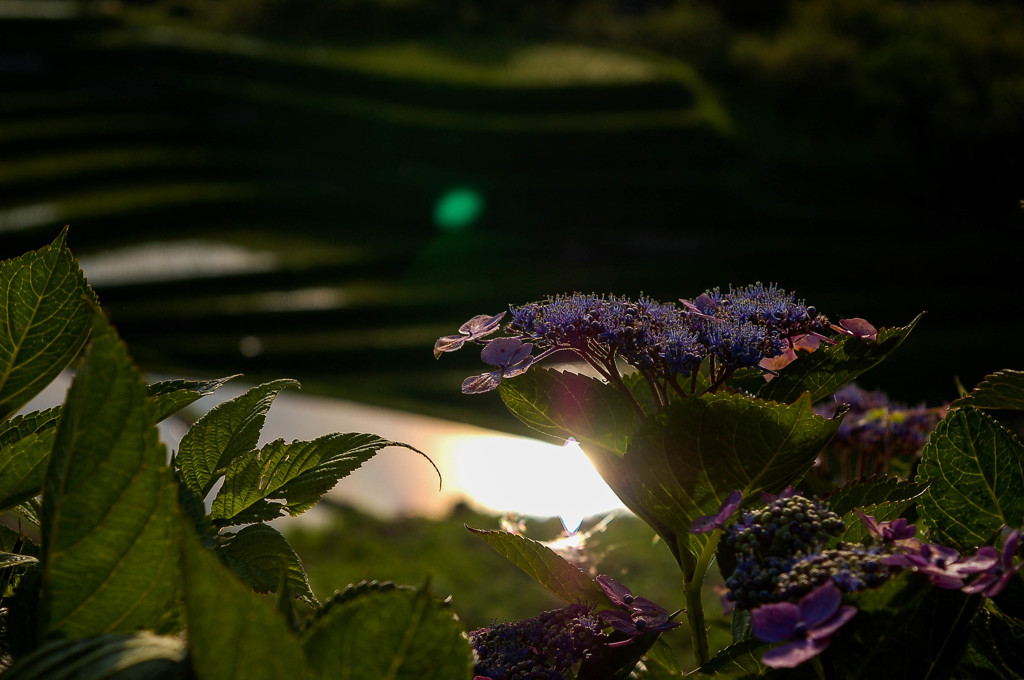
[434,187,484,231]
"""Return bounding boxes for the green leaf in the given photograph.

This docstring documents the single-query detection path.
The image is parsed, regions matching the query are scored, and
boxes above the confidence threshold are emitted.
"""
[0,631,187,680]
[968,607,1024,679]
[952,369,1024,411]
[176,379,299,498]
[626,392,843,559]
[0,228,97,421]
[828,572,980,680]
[146,375,238,423]
[181,526,313,680]
[0,552,37,568]
[13,496,42,526]
[917,408,1024,550]
[498,369,638,456]
[757,314,922,404]
[466,526,609,605]
[302,583,474,680]
[0,410,59,511]
[824,476,929,516]
[41,314,181,638]
[217,523,316,605]
[824,477,928,544]
[210,432,426,522]
[697,638,778,678]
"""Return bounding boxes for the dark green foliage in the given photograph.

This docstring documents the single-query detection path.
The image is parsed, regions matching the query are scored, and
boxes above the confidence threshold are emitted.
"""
[757,315,921,405]
[952,369,1024,411]
[467,526,609,606]
[917,408,1024,551]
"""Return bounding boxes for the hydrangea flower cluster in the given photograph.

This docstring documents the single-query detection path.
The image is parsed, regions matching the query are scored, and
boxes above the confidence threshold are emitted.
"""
[722,493,846,610]
[814,384,947,481]
[434,284,856,405]
[469,604,606,680]
[713,491,1024,669]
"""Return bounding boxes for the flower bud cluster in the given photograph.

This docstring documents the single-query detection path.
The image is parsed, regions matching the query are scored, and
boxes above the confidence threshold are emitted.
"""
[723,494,846,610]
[469,604,606,680]
[774,546,894,601]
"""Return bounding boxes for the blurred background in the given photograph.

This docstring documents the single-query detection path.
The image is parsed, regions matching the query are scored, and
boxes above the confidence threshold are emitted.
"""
[3,0,1023,636]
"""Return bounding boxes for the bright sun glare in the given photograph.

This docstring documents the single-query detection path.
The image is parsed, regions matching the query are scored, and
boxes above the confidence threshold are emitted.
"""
[449,435,626,533]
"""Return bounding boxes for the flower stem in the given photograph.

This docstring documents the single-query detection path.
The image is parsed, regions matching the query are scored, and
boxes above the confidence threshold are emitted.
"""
[685,532,721,668]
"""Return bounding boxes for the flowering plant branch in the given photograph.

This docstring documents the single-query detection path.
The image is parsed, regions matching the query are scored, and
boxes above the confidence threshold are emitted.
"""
[440,288,1024,678]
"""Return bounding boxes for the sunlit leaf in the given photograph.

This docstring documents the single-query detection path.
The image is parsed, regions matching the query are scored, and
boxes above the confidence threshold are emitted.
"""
[466,527,608,605]
[0,631,187,680]
[211,432,426,521]
[181,525,312,680]
[0,409,59,511]
[917,408,1024,550]
[41,315,180,638]
[302,583,474,680]
[498,369,638,456]
[217,523,316,605]
[146,375,238,423]
[952,369,1024,411]
[176,379,299,498]
[0,229,96,421]
[626,392,843,559]
[758,315,922,405]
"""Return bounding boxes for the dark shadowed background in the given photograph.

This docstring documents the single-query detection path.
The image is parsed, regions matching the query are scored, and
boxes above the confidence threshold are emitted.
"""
[2,0,1022,433]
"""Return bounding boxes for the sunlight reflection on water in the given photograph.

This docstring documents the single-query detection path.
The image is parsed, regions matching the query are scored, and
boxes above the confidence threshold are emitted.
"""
[24,375,627,529]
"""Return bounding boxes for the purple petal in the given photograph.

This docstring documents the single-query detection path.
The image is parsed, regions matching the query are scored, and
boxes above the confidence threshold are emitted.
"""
[481,337,528,368]
[690,514,719,534]
[599,609,639,634]
[762,638,830,669]
[835,318,877,341]
[596,575,634,607]
[961,572,1001,596]
[885,518,917,541]
[952,547,1000,576]
[798,583,842,629]
[751,602,801,643]
[854,508,881,538]
[1004,529,1021,565]
[501,355,535,379]
[433,334,467,358]
[691,490,743,533]
[807,605,856,640]
[461,371,503,394]
[459,312,506,337]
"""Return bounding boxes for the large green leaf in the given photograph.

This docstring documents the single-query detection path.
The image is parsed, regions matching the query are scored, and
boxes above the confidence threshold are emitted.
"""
[498,369,639,456]
[827,572,980,680]
[181,524,313,680]
[757,314,922,404]
[0,228,97,421]
[917,408,1024,550]
[625,392,843,559]
[0,408,60,511]
[146,375,238,423]
[302,583,474,680]
[824,477,928,544]
[176,378,299,498]
[217,523,316,605]
[466,527,609,606]
[41,314,181,638]
[952,369,1024,411]
[210,432,426,523]
[0,631,187,680]
[968,608,1024,679]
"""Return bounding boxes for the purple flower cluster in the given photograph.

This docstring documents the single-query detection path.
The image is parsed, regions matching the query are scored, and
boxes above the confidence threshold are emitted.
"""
[595,575,681,643]
[469,604,605,680]
[814,384,947,481]
[436,285,842,400]
[713,490,1024,669]
[468,577,679,679]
